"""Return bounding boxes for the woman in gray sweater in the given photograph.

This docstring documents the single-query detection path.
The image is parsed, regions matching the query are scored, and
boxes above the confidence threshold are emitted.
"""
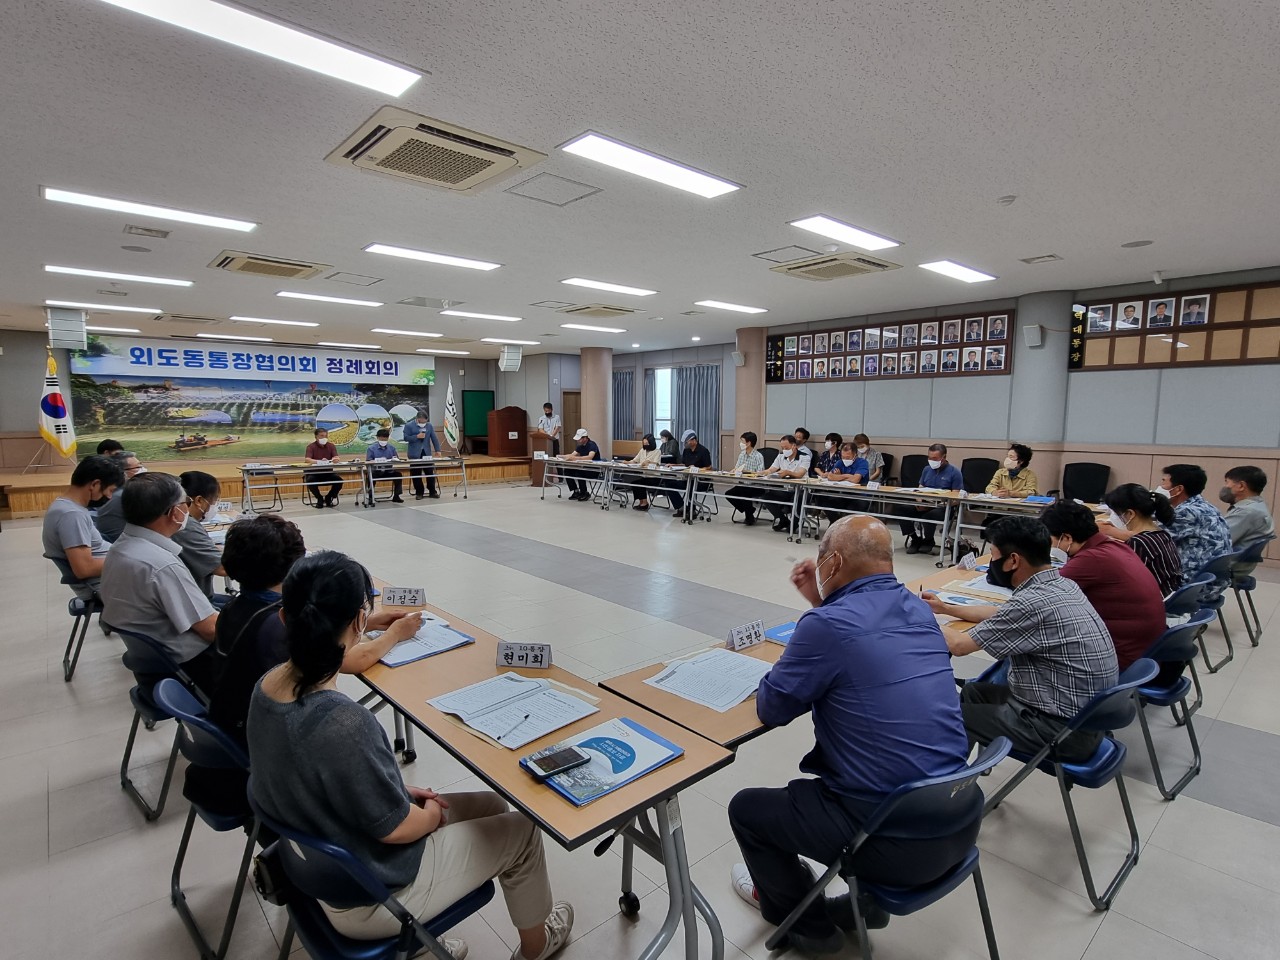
[247,551,573,960]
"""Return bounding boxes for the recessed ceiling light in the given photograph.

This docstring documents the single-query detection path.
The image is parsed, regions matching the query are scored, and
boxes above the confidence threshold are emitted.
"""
[228,315,319,327]
[44,299,161,314]
[561,277,657,297]
[919,260,997,283]
[789,215,900,252]
[195,332,273,342]
[94,0,421,96]
[694,300,768,314]
[440,310,522,322]
[480,338,540,345]
[691,336,701,342]
[416,347,471,356]
[560,323,626,333]
[560,132,740,198]
[631,343,640,348]
[1019,254,1063,265]
[44,265,192,286]
[371,327,444,338]
[364,243,501,271]
[42,187,257,231]
[277,291,382,307]
[85,325,141,333]
[319,341,381,350]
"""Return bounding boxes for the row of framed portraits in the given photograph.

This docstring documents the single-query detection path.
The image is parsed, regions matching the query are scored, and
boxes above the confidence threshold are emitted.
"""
[782,346,1007,380]
[782,314,1010,356]
[1085,294,1211,334]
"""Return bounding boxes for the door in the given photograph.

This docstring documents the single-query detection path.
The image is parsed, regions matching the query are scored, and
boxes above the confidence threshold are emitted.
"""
[561,391,582,451]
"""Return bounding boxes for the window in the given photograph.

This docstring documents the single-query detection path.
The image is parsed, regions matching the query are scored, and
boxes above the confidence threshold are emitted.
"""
[652,367,673,438]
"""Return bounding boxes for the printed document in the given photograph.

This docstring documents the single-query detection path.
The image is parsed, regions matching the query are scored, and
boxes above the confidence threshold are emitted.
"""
[644,648,773,712]
[428,673,598,749]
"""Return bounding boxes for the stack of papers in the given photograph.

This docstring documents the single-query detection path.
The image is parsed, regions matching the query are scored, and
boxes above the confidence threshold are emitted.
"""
[644,648,773,712]
[522,717,684,806]
[378,622,474,667]
[428,673,599,749]
[940,575,1014,602]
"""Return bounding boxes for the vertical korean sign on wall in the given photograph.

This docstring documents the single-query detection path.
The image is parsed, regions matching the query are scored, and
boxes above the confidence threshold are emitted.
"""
[1068,307,1086,369]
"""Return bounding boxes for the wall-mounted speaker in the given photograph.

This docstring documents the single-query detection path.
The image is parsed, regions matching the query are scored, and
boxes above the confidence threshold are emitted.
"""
[45,307,87,350]
[1023,324,1043,348]
[731,350,746,367]
[498,344,522,372]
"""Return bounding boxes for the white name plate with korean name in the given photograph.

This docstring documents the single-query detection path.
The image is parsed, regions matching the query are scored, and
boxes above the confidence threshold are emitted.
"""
[726,618,766,651]
[382,586,426,606]
[496,641,553,669]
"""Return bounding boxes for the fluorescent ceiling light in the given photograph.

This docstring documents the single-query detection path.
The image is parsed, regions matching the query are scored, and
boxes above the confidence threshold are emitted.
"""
[45,265,192,286]
[440,310,522,322]
[45,299,160,314]
[417,347,470,356]
[694,300,767,314]
[85,325,141,333]
[364,243,501,271]
[691,336,702,342]
[560,323,626,333]
[789,215,899,251]
[95,0,421,96]
[229,315,318,327]
[277,291,383,307]
[319,341,381,350]
[561,277,657,297]
[195,332,273,342]
[42,187,257,231]
[631,343,640,348]
[371,327,444,338]
[560,132,740,199]
[480,338,540,345]
[919,260,997,283]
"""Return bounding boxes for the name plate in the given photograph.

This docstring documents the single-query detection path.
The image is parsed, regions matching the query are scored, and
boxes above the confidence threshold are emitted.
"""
[534,451,547,460]
[382,586,426,606]
[959,553,979,571]
[496,641,552,669]
[726,618,766,651]
[866,481,882,490]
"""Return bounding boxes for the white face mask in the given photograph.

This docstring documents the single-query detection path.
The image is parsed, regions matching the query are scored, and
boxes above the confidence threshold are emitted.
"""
[927,458,943,471]
[1004,457,1018,470]
[1106,509,1128,530]
[739,441,747,451]
[378,440,389,448]
[815,553,839,601]
[857,446,868,455]
[317,437,329,445]
[825,441,833,451]
[1152,485,1171,499]
[1050,546,1069,565]
[841,458,854,467]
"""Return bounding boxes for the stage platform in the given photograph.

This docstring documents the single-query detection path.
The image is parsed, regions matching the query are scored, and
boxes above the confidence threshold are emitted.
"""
[0,455,532,519]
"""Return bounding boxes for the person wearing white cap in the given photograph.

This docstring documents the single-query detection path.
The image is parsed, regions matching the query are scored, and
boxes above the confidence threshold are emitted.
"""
[560,428,601,501]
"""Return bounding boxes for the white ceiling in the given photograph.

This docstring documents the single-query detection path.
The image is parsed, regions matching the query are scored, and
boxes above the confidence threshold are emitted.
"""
[2,0,1279,359]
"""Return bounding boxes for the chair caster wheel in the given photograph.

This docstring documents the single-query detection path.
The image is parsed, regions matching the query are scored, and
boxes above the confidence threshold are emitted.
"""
[619,891,640,919]
[401,750,417,764]
[143,718,157,731]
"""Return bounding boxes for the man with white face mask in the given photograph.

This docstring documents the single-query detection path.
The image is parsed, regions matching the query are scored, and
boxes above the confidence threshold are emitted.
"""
[728,517,975,954]
[366,428,404,503]
[304,427,345,507]
[895,442,964,554]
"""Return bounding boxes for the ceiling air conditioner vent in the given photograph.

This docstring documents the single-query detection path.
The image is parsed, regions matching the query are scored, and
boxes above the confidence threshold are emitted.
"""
[209,251,331,280]
[326,106,546,193]
[769,252,902,281]
[558,303,638,320]
[156,314,221,325]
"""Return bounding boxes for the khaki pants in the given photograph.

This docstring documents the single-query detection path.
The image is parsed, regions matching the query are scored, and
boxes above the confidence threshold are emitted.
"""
[324,791,552,939]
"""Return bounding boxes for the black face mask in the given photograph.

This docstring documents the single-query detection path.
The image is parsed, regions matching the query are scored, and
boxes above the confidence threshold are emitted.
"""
[642,442,655,451]
[88,495,111,510]
[987,554,1015,589]
[1219,486,1237,505]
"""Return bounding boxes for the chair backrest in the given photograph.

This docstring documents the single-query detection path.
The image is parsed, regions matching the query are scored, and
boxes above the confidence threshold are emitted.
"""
[1062,462,1111,503]
[1198,548,1246,587]
[759,447,780,470]
[115,627,183,678]
[49,555,84,586]
[1141,609,1216,665]
[247,779,388,909]
[1235,533,1276,565]
[1164,571,1214,615]
[1066,659,1159,734]
[859,738,1012,842]
[153,678,249,771]
[899,454,928,488]
[879,452,895,483]
[961,458,1000,494]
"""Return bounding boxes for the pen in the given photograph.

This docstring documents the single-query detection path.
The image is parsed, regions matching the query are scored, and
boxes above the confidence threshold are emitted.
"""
[496,713,531,741]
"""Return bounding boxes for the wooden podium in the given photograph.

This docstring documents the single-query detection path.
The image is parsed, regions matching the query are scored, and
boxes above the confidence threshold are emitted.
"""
[487,406,528,458]
[529,429,554,487]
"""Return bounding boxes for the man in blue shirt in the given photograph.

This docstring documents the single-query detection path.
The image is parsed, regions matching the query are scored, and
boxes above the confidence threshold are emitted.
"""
[1160,463,1233,577]
[366,428,404,503]
[403,411,442,500]
[895,441,963,555]
[729,517,977,955]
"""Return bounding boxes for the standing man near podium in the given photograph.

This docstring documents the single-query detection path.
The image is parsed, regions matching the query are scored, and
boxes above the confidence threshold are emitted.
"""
[537,402,562,456]
[405,410,441,500]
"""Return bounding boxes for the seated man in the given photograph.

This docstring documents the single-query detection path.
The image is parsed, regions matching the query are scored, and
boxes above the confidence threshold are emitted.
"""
[404,410,443,500]
[42,454,125,599]
[98,473,220,696]
[175,471,229,604]
[794,427,818,477]
[366,428,404,503]
[814,441,869,521]
[560,427,601,501]
[985,443,1038,498]
[724,431,766,525]
[1221,465,1275,548]
[729,518,978,955]
[666,430,712,516]
[760,434,812,532]
[93,450,146,542]
[96,438,124,456]
[925,516,1118,762]
[1039,501,1166,673]
[895,442,963,554]
[303,427,344,508]
[1159,463,1233,577]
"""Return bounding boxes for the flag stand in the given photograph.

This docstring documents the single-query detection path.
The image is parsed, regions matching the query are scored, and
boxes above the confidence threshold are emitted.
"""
[21,441,67,475]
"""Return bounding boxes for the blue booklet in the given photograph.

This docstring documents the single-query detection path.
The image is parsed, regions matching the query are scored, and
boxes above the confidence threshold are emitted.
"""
[765,621,798,645]
[521,717,683,806]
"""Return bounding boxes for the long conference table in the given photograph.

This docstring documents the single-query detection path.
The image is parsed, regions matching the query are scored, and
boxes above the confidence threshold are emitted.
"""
[240,456,468,512]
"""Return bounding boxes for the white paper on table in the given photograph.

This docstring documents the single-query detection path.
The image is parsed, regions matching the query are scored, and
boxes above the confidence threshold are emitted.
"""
[427,673,599,749]
[379,623,470,667]
[429,673,545,720]
[932,591,995,608]
[644,648,773,713]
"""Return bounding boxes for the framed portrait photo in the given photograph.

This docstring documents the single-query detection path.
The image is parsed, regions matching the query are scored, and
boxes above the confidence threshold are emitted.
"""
[829,356,844,378]
[919,350,938,373]
[920,321,939,345]
[987,315,1009,339]
[941,349,959,372]
[797,359,812,379]
[901,324,919,346]
[783,360,797,380]
[1179,294,1209,326]
[882,326,900,350]
[846,355,861,377]
[813,357,828,379]
[1087,304,1113,334]
[985,346,1006,370]
[1116,301,1143,330]
[829,330,846,353]
[814,332,829,354]
[881,353,899,376]
[962,348,983,371]
[847,330,862,351]
[865,328,881,350]
[942,319,961,344]
[798,334,813,355]
[863,354,879,376]
[963,317,985,342]
[784,335,798,355]
[899,351,918,375]
[1148,297,1175,328]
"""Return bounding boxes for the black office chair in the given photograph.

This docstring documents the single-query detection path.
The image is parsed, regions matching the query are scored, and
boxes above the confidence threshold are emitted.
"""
[898,454,928,488]
[961,458,1000,495]
[1050,462,1111,503]
[878,453,895,485]
[759,447,780,470]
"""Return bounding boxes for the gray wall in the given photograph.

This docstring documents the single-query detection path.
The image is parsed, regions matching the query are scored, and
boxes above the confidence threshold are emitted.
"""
[0,330,70,432]
[427,358,494,429]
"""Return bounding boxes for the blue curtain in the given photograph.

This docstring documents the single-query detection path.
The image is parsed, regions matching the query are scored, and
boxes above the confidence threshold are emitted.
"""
[671,364,721,467]
[612,369,635,441]
[644,368,656,436]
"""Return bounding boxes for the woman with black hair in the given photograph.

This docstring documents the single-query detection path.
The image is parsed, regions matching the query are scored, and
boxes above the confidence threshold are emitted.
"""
[174,471,227,601]
[1098,483,1182,597]
[248,551,573,960]
[625,433,662,510]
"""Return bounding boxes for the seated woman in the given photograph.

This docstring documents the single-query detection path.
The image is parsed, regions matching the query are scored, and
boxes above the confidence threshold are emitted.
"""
[247,551,574,960]
[657,429,679,463]
[725,431,767,525]
[174,471,229,604]
[985,444,1038,498]
[1097,483,1182,597]
[852,434,885,482]
[626,434,663,511]
[815,432,843,474]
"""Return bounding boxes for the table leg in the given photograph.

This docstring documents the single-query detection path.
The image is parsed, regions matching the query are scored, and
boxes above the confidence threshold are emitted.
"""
[794,486,811,543]
[943,500,956,566]
[787,486,803,542]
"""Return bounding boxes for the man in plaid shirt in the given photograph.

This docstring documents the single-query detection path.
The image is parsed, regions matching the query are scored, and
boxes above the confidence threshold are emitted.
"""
[925,516,1118,762]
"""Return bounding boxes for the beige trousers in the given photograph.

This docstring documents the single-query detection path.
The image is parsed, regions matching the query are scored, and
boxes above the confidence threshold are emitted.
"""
[324,791,552,939]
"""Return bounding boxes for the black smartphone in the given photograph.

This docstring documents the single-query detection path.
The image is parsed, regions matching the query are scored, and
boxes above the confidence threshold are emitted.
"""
[524,745,591,782]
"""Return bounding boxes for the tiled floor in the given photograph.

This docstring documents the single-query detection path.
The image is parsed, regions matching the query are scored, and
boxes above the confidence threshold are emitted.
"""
[3,481,1278,960]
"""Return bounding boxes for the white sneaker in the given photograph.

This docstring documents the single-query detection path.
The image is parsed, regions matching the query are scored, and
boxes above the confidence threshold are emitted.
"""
[440,936,468,959]
[512,901,574,960]
[731,863,760,910]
